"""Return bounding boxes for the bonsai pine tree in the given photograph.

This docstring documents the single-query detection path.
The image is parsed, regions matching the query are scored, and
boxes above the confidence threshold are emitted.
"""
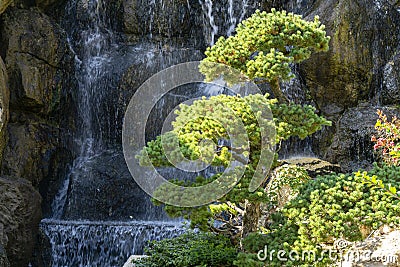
[138,95,330,239]
[200,8,330,103]
[137,9,331,241]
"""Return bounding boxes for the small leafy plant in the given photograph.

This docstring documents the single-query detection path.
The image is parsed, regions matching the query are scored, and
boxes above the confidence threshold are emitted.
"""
[133,232,237,267]
[371,109,400,166]
[360,169,400,200]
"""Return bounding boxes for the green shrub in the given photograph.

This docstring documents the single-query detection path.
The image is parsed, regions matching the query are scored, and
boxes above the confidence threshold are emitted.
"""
[235,164,400,267]
[265,165,311,211]
[134,232,237,267]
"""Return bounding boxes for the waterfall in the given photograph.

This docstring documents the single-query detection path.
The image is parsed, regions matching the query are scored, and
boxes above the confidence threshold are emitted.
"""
[69,0,115,155]
[40,219,185,266]
[41,1,187,266]
[281,64,308,104]
[50,170,70,219]
[49,0,119,218]
[226,0,236,36]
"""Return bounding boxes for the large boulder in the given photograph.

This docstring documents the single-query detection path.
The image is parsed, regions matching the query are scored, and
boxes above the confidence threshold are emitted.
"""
[0,177,42,267]
[0,7,76,185]
[281,157,341,178]
[0,8,73,115]
[1,122,61,187]
[340,228,400,267]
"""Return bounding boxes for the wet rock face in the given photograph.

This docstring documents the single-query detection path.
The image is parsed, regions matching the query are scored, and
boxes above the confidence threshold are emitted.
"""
[31,229,51,267]
[63,150,166,221]
[0,0,13,15]
[326,104,400,172]
[0,177,42,267]
[39,148,72,218]
[122,0,196,37]
[301,1,365,113]
[276,0,400,168]
[381,54,400,105]
[0,245,10,267]
[35,0,64,11]
[287,0,400,117]
[0,57,9,162]
[121,0,266,47]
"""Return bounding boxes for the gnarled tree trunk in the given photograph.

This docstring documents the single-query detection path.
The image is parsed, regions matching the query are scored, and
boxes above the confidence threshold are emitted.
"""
[270,78,289,103]
[241,200,261,238]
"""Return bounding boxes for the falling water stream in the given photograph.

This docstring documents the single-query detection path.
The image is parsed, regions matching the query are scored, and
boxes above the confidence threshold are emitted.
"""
[39,0,187,266]
[199,0,252,45]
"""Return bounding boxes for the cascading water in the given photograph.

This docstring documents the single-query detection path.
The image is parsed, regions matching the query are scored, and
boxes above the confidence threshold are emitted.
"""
[40,219,184,266]
[39,1,186,266]
[200,0,218,45]
[226,0,236,36]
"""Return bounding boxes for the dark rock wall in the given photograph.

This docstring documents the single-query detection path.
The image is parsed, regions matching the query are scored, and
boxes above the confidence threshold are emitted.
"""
[0,57,9,163]
[326,104,400,172]
[0,244,10,267]
[0,2,75,267]
[0,177,41,267]
[0,6,76,184]
[295,0,400,114]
